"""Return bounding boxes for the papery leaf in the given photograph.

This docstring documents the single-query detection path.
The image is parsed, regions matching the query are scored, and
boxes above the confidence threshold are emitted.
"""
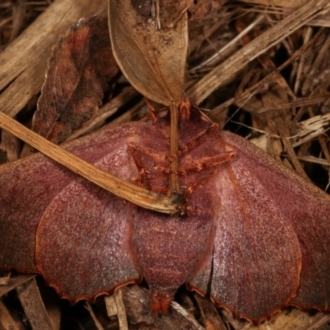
[32,15,118,143]
[108,0,188,106]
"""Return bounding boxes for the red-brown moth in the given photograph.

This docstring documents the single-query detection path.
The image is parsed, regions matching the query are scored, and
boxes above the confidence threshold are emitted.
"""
[1,101,330,323]
[1,0,330,325]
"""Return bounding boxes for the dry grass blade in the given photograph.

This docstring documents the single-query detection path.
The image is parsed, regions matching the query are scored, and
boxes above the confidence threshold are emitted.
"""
[105,290,128,330]
[85,302,104,330]
[188,0,330,104]
[16,278,53,330]
[224,308,330,330]
[238,0,310,7]
[0,299,24,330]
[251,113,330,151]
[170,302,205,330]
[238,0,330,27]
[0,274,35,297]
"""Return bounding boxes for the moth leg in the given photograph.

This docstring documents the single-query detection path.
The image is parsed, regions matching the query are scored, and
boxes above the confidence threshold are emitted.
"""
[129,143,168,168]
[169,101,218,161]
[145,98,158,124]
[180,124,218,158]
[179,152,234,174]
[177,152,234,214]
[130,168,148,188]
[129,144,149,187]
[129,143,170,195]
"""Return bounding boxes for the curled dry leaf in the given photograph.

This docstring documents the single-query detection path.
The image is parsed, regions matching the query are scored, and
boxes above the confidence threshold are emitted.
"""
[32,15,118,144]
[108,0,188,106]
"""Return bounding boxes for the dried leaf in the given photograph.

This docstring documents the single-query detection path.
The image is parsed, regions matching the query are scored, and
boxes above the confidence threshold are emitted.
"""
[33,15,118,143]
[108,0,188,106]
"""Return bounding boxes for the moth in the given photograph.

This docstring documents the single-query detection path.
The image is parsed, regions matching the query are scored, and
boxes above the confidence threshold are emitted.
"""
[0,0,330,325]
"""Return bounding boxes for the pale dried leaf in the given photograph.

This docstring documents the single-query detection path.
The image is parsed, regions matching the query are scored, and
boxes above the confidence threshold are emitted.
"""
[108,0,188,106]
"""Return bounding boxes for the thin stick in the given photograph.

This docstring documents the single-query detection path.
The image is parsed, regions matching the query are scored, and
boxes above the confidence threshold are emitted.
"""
[169,103,180,194]
[0,111,180,214]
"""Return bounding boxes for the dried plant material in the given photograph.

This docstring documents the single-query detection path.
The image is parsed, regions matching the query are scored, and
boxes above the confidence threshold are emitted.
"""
[188,0,330,104]
[0,275,35,297]
[238,0,330,26]
[194,293,227,330]
[223,307,330,330]
[108,0,188,106]
[66,87,137,142]
[0,299,24,330]
[0,0,108,118]
[120,286,155,327]
[252,112,330,151]
[33,15,118,144]
[0,1,56,50]
[85,302,105,330]
[105,290,128,330]
[16,278,53,330]
[0,273,10,286]
[131,0,225,23]
[44,297,61,330]
[239,0,314,8]
[132,0,190,27]
[121,285,204,329]
[0,130,19,162]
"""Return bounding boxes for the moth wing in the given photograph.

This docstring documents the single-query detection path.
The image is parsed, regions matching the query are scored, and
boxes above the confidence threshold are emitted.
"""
[0,123,151,300]
[190,130,330,322]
